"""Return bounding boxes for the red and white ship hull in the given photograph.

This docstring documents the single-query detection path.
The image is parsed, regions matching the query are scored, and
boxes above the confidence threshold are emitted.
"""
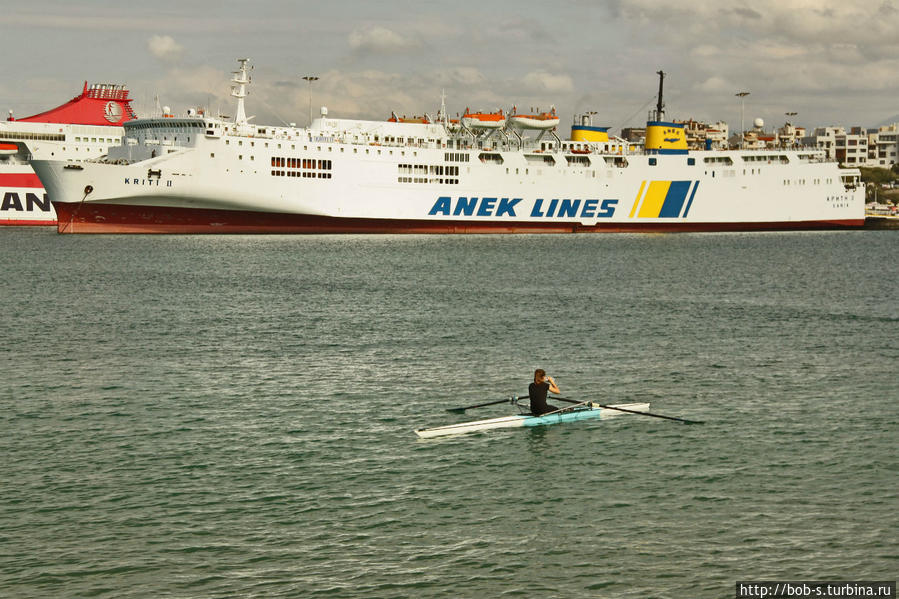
[35,146,865,235]
[49,201,862,235]
[0,166,54,225]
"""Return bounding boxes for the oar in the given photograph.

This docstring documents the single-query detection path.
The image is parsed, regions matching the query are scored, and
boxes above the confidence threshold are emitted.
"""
[537,400,592,416]
[597,402,703,424]
[552,397,703,424]
[446,395,526,414]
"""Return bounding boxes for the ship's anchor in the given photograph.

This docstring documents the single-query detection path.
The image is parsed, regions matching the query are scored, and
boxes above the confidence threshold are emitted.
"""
[59,185,93,234]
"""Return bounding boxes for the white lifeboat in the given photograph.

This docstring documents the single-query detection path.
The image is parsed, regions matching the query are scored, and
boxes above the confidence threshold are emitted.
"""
[508,106,560,130]
[461,108,505,130]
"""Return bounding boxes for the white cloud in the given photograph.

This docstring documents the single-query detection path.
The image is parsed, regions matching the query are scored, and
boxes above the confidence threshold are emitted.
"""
[697,76,732,94]
[445,67,487,87]
[521,71,574,93]
[348,26,419,53]
[148,35,183,63]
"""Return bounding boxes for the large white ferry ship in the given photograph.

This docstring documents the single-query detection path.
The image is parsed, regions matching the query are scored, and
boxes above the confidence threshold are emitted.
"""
[32,59,864,234]
[1,82,136,225]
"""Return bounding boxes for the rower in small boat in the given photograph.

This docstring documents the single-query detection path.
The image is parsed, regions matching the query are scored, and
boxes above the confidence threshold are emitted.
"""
[528,369,561,415]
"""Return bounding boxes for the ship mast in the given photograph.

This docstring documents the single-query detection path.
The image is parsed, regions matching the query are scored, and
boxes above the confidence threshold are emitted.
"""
[439,89,448,126]
[654,70,665,121]
[231,58,252,125]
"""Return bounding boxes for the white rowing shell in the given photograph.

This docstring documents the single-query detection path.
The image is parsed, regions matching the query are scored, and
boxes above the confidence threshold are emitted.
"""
[415,403,651,438]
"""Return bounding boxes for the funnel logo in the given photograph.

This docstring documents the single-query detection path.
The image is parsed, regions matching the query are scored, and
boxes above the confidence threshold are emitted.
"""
[104,101,123,123]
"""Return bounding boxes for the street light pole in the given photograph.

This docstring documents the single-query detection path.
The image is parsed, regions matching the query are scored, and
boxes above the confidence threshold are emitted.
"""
[302,75,319,126]
[735,91,750,149]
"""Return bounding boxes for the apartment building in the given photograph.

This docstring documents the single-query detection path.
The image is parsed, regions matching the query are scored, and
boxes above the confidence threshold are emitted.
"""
[870,124,899,167]
[803,126,869,165]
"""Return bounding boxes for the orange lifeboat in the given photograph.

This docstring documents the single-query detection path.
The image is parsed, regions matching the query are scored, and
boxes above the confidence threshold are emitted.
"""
[461,108,505,130]
[388,112,431,124]
[508,106,560,130]
[0,142,18,155]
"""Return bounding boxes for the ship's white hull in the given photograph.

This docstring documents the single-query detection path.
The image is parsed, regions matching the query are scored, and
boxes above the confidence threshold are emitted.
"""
[34,143,865,234]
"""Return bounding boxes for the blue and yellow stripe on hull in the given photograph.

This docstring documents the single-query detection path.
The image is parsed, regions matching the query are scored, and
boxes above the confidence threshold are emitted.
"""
[630,180,699,219]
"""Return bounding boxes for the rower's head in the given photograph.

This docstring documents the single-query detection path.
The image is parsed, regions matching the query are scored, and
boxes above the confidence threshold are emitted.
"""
[534,368,546,383]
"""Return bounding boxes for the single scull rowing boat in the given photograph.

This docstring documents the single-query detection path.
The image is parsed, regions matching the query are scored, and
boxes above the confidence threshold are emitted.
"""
[415,402,651,438]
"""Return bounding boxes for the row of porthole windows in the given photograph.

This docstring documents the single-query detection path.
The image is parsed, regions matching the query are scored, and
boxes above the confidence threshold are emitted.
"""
[398,177,459,184]
[783,179,832,185]
[271,170,332,179]
[225,138,421,159]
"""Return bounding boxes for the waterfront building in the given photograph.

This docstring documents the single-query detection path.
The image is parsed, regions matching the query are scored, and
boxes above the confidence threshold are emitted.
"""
[869,123,899,167]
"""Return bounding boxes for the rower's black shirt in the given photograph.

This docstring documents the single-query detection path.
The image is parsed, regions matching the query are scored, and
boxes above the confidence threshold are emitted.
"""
[528,382,551,415]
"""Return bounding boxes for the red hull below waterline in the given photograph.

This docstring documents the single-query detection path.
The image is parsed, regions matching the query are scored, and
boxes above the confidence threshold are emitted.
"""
[53,202,865,234]
[2,219,57,226]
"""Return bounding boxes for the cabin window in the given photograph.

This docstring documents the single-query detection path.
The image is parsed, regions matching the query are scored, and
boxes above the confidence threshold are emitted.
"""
[688,158,695,166]
[649,158,657,166]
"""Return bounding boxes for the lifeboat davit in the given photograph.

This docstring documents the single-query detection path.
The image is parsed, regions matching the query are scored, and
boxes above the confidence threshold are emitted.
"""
[0,142,18,155]
[508,107,560,130]
[461,108,505,130]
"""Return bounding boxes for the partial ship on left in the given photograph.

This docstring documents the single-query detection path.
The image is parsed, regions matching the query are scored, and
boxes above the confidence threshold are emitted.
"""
[1,82,136,225]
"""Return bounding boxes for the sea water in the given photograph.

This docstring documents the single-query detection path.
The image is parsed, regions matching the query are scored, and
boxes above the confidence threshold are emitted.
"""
[1,229,896,598]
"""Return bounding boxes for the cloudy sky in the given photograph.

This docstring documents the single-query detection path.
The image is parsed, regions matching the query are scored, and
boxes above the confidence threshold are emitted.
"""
[3,0,898,134]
